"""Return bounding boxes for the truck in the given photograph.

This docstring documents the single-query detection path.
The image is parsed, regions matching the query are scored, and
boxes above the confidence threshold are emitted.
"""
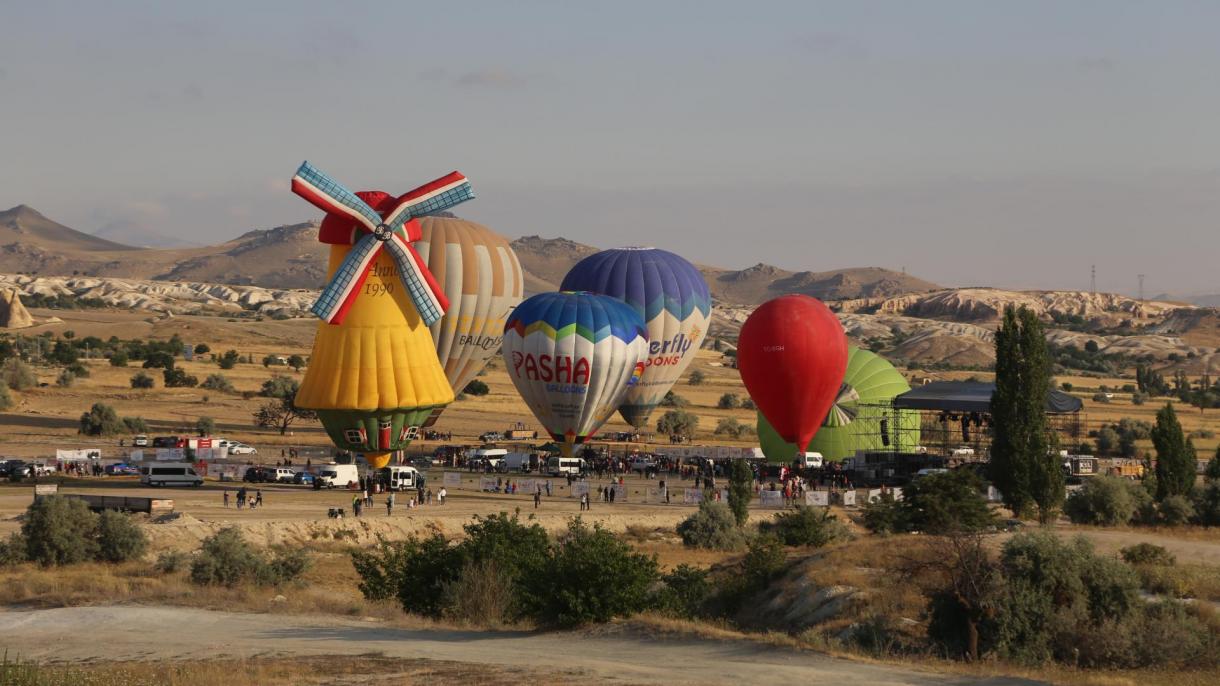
[503,452,538,473]
[315,463,360,488]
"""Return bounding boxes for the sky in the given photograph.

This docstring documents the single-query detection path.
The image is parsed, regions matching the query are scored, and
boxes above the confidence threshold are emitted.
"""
[1,0,1218,295]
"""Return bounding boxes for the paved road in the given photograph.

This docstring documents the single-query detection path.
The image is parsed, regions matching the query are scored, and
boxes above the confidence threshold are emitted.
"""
[0,605,1042,685]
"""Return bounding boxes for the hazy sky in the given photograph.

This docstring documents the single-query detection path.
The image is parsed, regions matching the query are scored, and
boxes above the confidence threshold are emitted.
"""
[2,1,1218,295]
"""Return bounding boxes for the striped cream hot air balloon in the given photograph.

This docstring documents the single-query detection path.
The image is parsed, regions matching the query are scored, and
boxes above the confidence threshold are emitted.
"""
[414,217,524,427]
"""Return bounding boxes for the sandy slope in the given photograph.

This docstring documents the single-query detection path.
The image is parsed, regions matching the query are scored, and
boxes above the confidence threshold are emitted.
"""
[0,605,1040,686]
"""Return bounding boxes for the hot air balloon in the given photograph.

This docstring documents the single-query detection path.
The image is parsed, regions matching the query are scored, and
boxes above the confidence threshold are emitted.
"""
[290,162,471,469]
[737,294,848,459]
[757,347,920,462]
[502,292,649,457]
[559,247,711,428]
[414,217,524,427]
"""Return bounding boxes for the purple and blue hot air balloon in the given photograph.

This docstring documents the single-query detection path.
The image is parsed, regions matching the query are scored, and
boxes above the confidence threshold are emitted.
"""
[560,247,712,428]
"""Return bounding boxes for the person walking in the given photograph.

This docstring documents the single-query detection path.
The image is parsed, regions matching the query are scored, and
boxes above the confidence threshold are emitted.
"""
[223,490,230,508]
[438,486,447,504]
[255,489,263,508]
[533,488,541,509]
[386,492,395,516]
[545,480,552,497]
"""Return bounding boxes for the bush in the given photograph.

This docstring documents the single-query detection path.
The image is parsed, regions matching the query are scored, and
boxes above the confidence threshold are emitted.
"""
[130,372,155,389]
[1,358,36,390]
[440,558,514,626]
[1092,392,1110,403]
[78,402,126,436]
[163,367,198,388]
[392,531,464,617]
[190,528,309,587]
[1158,495,1195,526]
[1064,475,1148,526]
[687,370,705,385]
[55,369,75,388]
[154,550,189,574]
[109,350,129,367]
[122,416,148,433]
[217,350,240,369]
[899,470,994,534]
[727,459,753,526]
[463,380,490,396]
[741,535,786,588]
[67,362,89,378]
[95,510,148,562]
[653,564,712,618]
[676,501,746,550]
[0,533,28,566]
[0,383,12,411]
[21,497,99,566]
[200,373,235,393]
[260,375,299,399]
[1121,543,1175,566]
[193,343,210,355]
[659,390,689,407]
[861,492,904,534]
[195,416,215,437]
[523,518,659,627]
[142,351,175,370]
[717,393,740,409]
[656,409,699,438]
[758,506,850,547]
[351,536,416,602]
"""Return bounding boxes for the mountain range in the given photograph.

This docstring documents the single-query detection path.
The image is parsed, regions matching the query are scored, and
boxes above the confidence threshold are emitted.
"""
[0,205,940,305]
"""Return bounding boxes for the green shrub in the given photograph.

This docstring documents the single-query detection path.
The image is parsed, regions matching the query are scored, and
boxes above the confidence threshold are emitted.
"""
[653,564,712,618]
[264,547,311,584]
[67,362,89,378]
[1121,542,1175,566]
[130,372,155,389]
[462,380,490,396]
[200,374,235,393]
[440,558,514,626]
[0,533,28,566]
[676,501,746,550]
[55,369,75,388]
[78,403,126,436]
[717,393,740,409]
[22,497,99,566]
[391,531,464,617]
[1,358,36,391]
[741,535,786,588]
[900,470,994,534]
[1196,482,1220,526]
[758,505,849,547]
[1158,495,1195,525]
[351,536,415,602]
[109,350,129,367]
[726,459,753,526]
[861,492,904,534]
[195,416,215,437]
[523,518,658,627]
[95,511,148,563]
[154,550,188,574]
[1064,475,1148,526]
[142,351,175,370]
[189,528,307,587]
[122,416,148,433]
[217,350,240,369]
[162,367,198,388]
[0,383,12,411]
[260,374,298,399]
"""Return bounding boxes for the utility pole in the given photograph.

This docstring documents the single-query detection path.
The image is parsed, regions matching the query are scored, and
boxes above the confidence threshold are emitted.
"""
[1090,265,1096,295]
[1138,274,1145,303]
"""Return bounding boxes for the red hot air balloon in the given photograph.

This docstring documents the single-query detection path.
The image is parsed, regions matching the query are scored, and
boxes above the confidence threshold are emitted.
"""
[737,294,849,457]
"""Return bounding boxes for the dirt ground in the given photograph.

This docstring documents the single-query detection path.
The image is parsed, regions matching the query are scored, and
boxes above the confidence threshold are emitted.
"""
[0,604,1041,686]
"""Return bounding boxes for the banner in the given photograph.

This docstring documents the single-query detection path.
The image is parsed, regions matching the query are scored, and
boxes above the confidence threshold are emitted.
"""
[156,448,185,461]
[806,491,829,507]
[841,490,856,507]
[129,450,145,462]
[517,479,536,494]
[571,481,590,498]
[682,488,703,504]
[442,472,462,488]
[479,477,498,492]
[759,490,784,508]
[212,465,242,481]
[611,484,626,502]
[56,449,101,462]
[986,486,1002,503]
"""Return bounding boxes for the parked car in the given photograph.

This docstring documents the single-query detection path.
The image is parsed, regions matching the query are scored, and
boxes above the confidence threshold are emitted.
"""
[5,460,33,480]
[228,443,257,455]
[132,434,150,447]
[411,457,434,469]
[271,467,296,483]
[152,436,182,448]
[106,463,140,476]
[478,431,504,443]
[293,472,316,486]
[243,466,274,483]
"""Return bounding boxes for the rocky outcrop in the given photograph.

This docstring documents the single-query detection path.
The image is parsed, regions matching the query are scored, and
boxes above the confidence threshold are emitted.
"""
[0,288,35,328]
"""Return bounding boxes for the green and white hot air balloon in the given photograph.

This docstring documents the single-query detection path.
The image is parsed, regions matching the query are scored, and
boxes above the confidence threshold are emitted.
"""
[757,347,920,462]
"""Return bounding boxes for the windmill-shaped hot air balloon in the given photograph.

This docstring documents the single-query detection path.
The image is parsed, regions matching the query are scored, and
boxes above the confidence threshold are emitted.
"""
[291,162,473,469]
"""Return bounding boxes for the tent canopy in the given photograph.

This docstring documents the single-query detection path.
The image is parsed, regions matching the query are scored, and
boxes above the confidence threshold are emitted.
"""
[892,381,1082,414]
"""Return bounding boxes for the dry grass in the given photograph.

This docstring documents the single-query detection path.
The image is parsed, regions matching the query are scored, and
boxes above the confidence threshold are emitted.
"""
[0,654,583,686]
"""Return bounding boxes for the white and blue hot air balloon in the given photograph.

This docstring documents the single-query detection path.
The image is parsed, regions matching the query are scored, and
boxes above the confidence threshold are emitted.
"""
[502,292,649,456]
[560,248,712,429]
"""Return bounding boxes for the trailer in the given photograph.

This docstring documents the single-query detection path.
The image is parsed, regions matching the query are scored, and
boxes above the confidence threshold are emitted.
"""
[38,493,175,514]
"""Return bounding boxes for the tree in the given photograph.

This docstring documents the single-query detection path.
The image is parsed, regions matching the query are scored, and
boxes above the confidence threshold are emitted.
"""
[1152,403,1196,501]
[193,343,211,355]
[727,459,753,526]
[217,350,240,370]
[200,374,235,393]
[1,358,36,391]
[78,403,125,436]
[659,390,689,407]
[253,379,316,435]
[287,354,306,372]
[142,351,175,370]
[195,416,215,437]
[717,393,740,409]
[21,497,99,566]
[688,370,705,386]
[989,306,1062,522]
[1095,427,1119,456]
[656,410,699,438]
[108,350,129,367]
[900,470,995,534]
[163,368,198,388]
[130,372,155,389]
[55,369,75,388]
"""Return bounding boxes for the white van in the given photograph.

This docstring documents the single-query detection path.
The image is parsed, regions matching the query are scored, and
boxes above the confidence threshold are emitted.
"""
[316,463,359,488]
[546,457,584,476]
[140,463,203,487]
[471,448,507,470]
[271,467,296,483]
[379,465,422,490]
[795,452,824,469]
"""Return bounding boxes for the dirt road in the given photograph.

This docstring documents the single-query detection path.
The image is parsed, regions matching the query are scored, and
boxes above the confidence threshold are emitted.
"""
[0,605,1039,685]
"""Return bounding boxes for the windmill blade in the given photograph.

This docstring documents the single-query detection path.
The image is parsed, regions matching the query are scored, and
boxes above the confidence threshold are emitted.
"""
[311,232,383,324]
[383,233,449,326]
[382,171,474,232]
[292,161,383,234]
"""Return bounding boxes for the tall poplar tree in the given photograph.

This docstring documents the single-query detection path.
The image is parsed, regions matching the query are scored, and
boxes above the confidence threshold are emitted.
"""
[989,306,1062,521]
[1152,402,1197,500]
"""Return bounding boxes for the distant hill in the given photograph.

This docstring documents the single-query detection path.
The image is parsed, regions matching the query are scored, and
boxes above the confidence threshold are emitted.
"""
[92,222,200,248]
[2,205,939,304]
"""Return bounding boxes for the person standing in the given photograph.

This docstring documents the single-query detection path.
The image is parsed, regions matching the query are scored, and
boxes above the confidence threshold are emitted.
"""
[386,492,395,516]
[533,488,541,509]
[223,490,230,508]
[438,486,447,504]
[255,489,263,508]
